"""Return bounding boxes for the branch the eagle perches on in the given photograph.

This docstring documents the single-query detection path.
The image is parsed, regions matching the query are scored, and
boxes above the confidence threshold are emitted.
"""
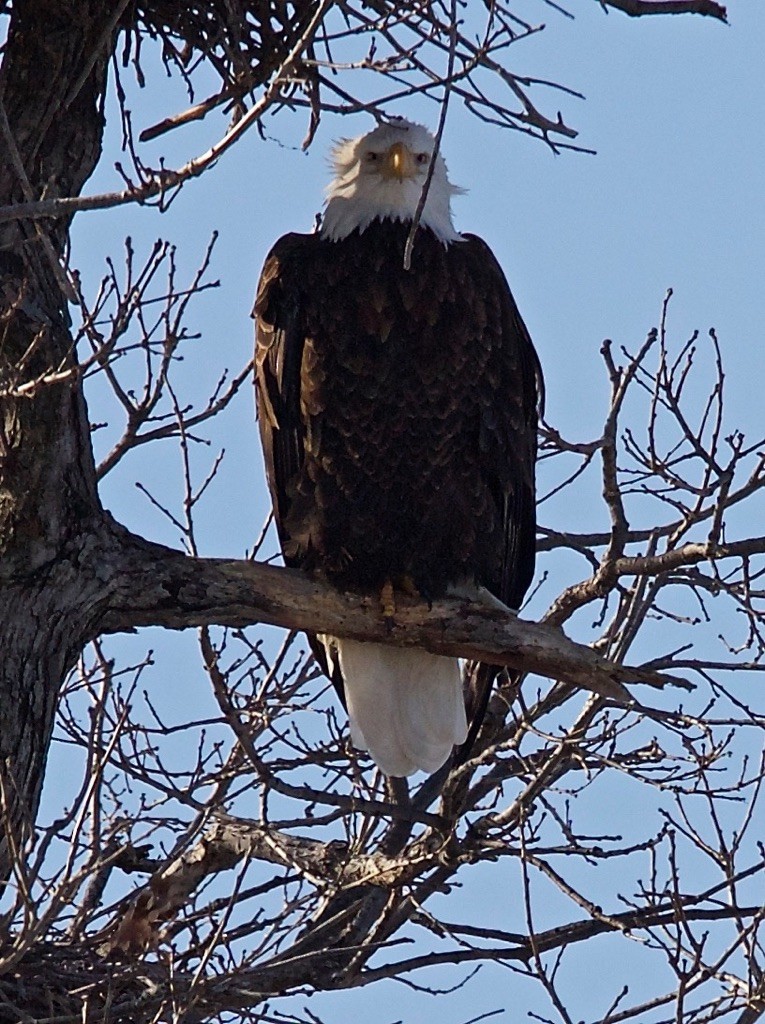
[101,548,692,704]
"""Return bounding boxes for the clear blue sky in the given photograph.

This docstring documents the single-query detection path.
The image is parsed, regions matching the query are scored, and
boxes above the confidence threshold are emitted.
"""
[46,2,765,1020]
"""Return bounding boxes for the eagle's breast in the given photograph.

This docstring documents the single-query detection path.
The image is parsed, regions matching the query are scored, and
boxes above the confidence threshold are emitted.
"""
[274,220,507,598]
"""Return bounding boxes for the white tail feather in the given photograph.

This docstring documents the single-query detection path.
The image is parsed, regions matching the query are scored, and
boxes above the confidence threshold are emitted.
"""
[332,638,468,777]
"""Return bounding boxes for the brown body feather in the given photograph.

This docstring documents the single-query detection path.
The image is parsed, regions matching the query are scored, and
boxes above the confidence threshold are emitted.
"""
[254,219,542,760]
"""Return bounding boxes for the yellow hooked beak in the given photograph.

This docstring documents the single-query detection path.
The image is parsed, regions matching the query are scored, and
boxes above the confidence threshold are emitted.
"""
[381,140,417,182]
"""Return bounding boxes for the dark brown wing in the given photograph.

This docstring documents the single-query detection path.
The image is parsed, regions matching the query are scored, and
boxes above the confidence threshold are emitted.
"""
[461,234,542,608]
[252,232,339,690]
[456,235,543,763]
[253,232,311,548]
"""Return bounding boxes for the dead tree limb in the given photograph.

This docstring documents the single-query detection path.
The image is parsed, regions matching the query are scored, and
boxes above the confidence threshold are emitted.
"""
[100,537,691,702]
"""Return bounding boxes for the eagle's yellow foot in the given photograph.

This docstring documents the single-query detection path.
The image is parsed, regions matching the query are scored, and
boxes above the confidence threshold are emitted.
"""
[380,576,419,630]
[398,575,421,599]
[380,579,396,631]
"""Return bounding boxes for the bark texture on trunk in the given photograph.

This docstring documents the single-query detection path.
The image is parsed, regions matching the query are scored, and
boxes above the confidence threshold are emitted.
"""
[0,0,117,875]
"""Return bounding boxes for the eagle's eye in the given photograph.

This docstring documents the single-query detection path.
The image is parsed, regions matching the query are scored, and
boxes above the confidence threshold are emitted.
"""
[416,153,430,165]
[365,151,380,163]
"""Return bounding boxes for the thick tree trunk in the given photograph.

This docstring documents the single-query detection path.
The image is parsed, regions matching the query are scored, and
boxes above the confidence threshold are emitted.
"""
[0,0,116,877]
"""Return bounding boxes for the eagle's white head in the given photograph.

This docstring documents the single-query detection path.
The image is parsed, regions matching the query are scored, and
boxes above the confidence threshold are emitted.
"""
[321,118,464,244]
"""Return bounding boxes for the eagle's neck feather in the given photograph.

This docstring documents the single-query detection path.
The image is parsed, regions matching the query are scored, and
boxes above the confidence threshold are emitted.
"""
[321,182,462,244]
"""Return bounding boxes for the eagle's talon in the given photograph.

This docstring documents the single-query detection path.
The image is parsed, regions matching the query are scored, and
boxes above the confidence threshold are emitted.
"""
[380,579,396,623]
[399,575,421,600]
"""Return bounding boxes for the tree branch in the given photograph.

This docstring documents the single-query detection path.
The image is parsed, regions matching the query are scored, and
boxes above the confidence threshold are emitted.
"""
[104,816,434,954]
[0,0,333,226]
[100,534,691,701]
[600,0,727,20]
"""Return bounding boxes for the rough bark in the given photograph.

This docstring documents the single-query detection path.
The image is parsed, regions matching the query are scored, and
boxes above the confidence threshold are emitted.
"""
[0,0,116,872]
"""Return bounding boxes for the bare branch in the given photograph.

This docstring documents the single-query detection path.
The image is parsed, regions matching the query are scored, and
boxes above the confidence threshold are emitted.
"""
[99,540,690,700]
[599,0,727,20]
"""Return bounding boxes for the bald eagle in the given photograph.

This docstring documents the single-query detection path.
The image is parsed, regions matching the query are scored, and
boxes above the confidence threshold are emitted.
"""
[254,119,543,777]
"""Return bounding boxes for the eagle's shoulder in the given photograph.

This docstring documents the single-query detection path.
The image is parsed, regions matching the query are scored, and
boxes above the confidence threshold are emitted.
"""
[452,232,512,281]
[445,232,523,309]
[262,229,321,262]
[252,231,322,323]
